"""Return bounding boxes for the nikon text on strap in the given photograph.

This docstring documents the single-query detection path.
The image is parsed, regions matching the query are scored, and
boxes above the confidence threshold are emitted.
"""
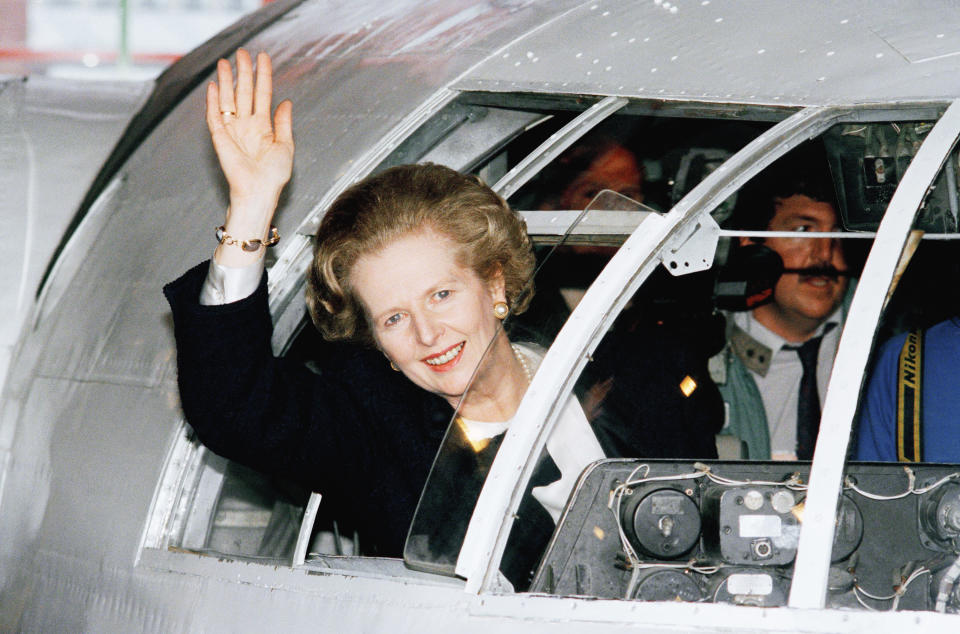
[896,328,924,462]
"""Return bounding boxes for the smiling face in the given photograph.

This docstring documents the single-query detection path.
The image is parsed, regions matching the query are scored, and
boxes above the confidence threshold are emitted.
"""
[350,228,508,405]
[747,194,848,341]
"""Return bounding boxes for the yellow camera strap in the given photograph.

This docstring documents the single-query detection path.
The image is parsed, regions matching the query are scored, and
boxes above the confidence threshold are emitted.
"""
[896,328,924,462]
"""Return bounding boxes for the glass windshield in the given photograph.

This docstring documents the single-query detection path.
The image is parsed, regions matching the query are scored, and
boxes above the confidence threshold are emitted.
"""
[403,192,660,589]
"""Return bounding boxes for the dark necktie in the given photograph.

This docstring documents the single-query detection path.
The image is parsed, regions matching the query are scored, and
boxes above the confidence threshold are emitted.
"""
[786,323,835,460]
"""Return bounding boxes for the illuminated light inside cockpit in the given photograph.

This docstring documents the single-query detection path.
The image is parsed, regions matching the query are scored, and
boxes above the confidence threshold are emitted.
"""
[679,375,697,397]
[457,418,492,453]
[791,500,806,524]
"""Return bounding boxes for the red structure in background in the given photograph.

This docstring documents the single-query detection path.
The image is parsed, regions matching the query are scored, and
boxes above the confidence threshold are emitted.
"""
[0,0,274,75]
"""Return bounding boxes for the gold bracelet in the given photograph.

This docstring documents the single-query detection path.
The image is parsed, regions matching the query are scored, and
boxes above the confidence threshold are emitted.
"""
[215,225,281,252]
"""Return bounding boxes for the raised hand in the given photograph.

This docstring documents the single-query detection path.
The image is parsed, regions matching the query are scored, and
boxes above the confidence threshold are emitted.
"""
[207,49,294,266]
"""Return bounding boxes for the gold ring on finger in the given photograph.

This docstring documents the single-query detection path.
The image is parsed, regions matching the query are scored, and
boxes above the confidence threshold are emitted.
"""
[221,110,236,117]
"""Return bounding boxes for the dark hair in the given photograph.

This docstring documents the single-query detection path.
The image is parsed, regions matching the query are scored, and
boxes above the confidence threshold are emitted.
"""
[538,134,628,200]
[527,117,646,209]
[728,144,838,231]
[306,163,536,342]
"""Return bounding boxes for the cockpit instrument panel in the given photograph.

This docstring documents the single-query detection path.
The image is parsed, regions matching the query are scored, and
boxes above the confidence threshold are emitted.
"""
[533,460,960,613]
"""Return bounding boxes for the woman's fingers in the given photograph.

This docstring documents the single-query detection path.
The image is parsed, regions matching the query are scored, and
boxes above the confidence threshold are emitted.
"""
[235,48,255,117]
[216,58,236,115]
[204,49,293,201]
[253,51,273,118]
[205,81,226,136]
[274,99,294,149]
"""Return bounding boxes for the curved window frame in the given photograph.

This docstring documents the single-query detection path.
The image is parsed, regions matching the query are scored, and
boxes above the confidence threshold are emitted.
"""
[456,101,960,602]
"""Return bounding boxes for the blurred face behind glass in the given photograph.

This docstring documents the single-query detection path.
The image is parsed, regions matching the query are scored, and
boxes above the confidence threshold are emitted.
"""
[557,144,643,210]
[350,228,507,407]
[746,194,847,341]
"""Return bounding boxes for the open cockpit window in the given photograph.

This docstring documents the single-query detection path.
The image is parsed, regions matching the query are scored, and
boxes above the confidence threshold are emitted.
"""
[154,98,773,569]
[404,192,661,590]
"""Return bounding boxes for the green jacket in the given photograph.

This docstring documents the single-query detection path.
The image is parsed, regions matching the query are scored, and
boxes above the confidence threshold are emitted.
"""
[712,321,774,460]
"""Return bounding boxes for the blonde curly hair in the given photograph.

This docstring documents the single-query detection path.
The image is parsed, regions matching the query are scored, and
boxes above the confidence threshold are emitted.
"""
[306,163,535,343]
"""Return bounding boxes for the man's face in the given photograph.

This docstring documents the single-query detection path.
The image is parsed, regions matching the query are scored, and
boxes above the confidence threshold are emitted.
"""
[746,194,847,338]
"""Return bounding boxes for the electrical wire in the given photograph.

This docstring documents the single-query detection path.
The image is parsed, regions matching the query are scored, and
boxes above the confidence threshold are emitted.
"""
[845,467,960,501]
[852,567,930,612]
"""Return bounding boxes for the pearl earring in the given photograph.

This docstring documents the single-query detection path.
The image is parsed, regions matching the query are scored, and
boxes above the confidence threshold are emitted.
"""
[493,301,509,320]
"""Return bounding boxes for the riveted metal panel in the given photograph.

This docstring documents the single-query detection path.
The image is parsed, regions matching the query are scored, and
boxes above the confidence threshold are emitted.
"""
[455,0,960,107]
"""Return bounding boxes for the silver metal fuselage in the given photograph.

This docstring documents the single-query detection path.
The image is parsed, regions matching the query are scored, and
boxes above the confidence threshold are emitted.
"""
[4,1,960,630]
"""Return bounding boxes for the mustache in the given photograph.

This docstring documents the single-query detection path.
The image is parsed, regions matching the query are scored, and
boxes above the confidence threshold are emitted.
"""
[781,266,850,279]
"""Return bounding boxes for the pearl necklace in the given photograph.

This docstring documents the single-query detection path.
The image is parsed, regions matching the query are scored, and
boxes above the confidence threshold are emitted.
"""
[511,343,533,385]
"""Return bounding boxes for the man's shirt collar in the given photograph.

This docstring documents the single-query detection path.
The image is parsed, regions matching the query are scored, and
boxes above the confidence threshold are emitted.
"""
[729,307,842,377]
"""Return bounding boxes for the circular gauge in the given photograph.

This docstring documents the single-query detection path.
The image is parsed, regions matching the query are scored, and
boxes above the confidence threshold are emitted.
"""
[920,482,960,549]
[621,488,701,559]
[631,569,704,602]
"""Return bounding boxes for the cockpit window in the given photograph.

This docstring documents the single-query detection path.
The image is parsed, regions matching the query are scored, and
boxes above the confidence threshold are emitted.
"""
[404,193,660,589]
[531,114,960,613]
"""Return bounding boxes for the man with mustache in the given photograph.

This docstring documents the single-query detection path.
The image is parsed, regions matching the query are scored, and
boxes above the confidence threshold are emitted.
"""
[713,158,849,460]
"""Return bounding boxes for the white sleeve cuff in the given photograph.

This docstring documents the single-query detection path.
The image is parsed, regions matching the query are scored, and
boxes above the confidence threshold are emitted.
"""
[200,257,266,305]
